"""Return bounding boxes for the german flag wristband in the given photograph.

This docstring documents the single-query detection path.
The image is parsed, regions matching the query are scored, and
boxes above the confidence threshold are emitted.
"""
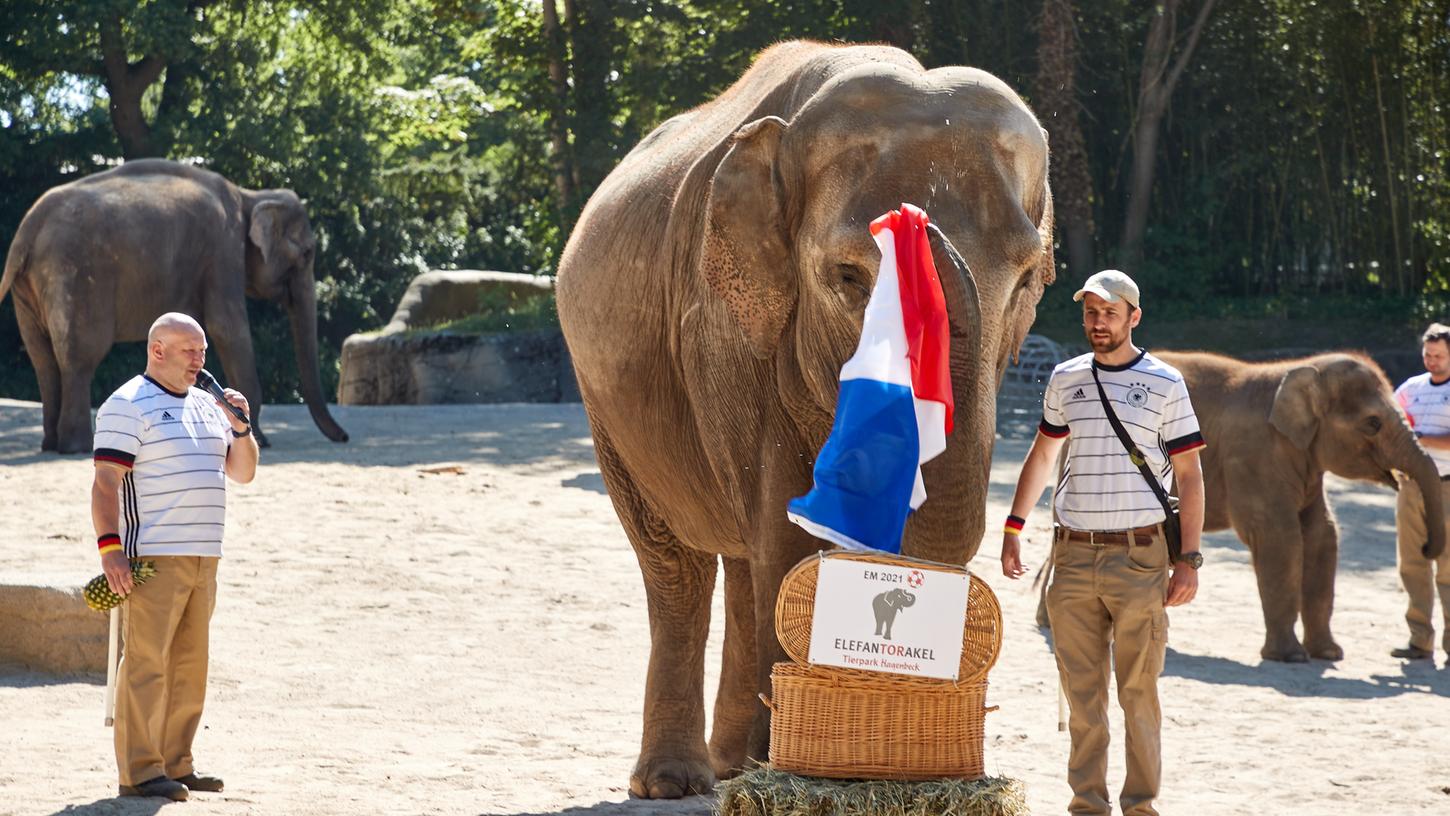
[98,533,122,555]
[1004,515,1026,536]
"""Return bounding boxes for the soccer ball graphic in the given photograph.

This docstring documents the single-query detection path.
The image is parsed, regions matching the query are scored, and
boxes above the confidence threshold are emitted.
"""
[906,570,925,588]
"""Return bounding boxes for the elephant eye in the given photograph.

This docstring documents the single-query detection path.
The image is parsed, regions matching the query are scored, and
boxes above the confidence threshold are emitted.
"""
[1363,415,1383,435]
[833,264,871,306]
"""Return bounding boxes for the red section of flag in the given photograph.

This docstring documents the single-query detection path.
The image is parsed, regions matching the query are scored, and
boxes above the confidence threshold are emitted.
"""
[870,204,954,434]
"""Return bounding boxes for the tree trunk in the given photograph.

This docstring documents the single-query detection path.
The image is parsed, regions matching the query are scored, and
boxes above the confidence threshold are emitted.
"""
[1118,0,1217,271]
[567,0,615,197]
[541,0,578,224]
[1034,0,1095,278]
[99,16,167,160]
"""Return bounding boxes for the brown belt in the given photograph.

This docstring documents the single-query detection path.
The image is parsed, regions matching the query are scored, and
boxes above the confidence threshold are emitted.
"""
[1059,524,1161,546]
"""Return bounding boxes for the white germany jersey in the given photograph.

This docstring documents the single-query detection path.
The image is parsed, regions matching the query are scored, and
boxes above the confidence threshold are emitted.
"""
[93,374,233,558]
[1395,373,1450,476]
[1040,350,1206,531]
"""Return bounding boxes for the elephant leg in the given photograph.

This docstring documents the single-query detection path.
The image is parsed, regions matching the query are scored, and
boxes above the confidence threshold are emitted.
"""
[15,300,61,451]
[1300,492,1343,660]
[203,300,269,447]
[746,475,825,761]
[1236,517,1309,663]
[707,556,757,780]
[51,318,111,455]
[590,423,714,799]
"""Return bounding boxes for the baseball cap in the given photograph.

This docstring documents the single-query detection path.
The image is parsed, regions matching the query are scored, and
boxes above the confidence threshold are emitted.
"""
[1073,269,1140,309]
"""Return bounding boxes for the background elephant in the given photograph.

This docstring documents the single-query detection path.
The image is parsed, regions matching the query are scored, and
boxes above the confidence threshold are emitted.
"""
[872,588,917,640]
[0,159,349,451]
[556,41,1054,798]
[1157,351,1446,662]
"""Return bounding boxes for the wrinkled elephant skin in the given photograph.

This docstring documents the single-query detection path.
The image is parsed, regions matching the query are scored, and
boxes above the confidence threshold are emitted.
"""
[556,42,1055,798]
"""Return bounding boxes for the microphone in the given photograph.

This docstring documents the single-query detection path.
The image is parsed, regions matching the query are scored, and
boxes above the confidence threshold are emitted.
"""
[195,369,250,426]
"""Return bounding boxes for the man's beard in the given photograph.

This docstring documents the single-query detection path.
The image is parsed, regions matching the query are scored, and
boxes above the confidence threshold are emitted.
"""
[1088,329,1128,354]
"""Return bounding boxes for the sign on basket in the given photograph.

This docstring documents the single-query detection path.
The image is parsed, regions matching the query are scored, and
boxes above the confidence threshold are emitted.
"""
[806,556,969,681]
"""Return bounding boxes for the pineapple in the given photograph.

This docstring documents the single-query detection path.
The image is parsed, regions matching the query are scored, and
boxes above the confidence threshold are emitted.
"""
[83,560,158,612]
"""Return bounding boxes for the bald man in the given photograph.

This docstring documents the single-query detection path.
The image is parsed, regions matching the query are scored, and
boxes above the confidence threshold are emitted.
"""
[91,312,257,801]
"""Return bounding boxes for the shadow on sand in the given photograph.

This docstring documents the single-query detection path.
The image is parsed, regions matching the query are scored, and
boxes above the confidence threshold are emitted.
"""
[46,796,169,815]
[1161,647,1450,699]
[484,796,716,816]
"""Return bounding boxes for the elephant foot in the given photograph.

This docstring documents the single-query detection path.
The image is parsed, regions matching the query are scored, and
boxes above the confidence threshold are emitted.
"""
[1305,638,1344,661]
[707,728,752,780]
[41,435,57,452]
[57,439,93,455]
[630,754,715,799]
[1261,640,1310,663]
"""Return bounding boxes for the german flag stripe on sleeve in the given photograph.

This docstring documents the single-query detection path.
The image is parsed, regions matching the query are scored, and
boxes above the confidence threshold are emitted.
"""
[1165,432,1206,455]
[1039,417,1070,438]
[94,448,136,468]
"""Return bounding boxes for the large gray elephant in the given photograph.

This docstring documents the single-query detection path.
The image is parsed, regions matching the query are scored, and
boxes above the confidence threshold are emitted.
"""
[0,159,348,451]
[556,42,1054,798]
[1158,351,1446,662]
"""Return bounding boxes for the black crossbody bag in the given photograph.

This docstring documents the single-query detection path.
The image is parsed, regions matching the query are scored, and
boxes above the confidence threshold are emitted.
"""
[1090,366,1182,562]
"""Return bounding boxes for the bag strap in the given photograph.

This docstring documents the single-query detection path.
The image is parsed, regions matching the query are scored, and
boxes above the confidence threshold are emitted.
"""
[1090,364,1176,521]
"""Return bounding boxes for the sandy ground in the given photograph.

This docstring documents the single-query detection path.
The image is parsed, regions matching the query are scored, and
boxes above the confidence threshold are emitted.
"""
[1,398,1448,816]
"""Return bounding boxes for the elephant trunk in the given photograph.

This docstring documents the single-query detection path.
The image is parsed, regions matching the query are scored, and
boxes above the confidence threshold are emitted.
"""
[897,225,988,564]
[288,270,349,443]
[1394,428,1446,559]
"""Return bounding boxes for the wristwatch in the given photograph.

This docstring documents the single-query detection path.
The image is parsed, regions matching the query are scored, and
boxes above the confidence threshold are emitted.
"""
[1175,551,1204,569]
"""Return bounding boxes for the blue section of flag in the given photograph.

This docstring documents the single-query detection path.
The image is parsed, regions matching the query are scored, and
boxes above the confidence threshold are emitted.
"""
[786,378,921,554]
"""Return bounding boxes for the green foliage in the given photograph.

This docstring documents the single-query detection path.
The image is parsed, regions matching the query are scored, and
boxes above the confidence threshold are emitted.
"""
[1,0,1447,409]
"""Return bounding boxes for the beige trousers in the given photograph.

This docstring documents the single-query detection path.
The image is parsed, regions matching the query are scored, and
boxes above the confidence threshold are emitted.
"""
[1394,476,1450,653]
[1047,527,1169,816]
[114,556,218,786]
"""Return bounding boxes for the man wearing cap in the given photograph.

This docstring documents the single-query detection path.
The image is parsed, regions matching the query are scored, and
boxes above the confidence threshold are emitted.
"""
[1000,270,1206,816]
[1389,322,1450,661]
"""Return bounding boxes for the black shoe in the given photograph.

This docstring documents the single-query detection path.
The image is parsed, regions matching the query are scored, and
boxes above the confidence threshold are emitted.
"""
[119,776,189,801]
[174,772,224,793]
[1391,644,1433,659]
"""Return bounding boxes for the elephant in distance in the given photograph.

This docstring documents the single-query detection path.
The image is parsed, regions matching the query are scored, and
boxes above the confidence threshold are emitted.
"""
[1,159,349,451]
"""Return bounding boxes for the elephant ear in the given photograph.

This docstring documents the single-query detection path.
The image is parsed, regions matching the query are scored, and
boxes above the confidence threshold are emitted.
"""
[1270,365,1324,450]
[699,116,796,359]
[248,201,288,267]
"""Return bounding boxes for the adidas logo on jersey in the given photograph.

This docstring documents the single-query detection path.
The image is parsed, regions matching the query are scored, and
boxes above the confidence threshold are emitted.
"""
[161,411,174,420]
[1070,388,1087,400]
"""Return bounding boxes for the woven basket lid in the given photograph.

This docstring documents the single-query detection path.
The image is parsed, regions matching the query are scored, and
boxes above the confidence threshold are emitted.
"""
[774,550,1002,684]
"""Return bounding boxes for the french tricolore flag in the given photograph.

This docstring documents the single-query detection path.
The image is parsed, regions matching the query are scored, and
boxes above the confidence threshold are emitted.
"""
[787,204,954,554]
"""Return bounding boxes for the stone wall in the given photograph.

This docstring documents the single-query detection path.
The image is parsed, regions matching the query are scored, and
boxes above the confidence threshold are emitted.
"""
[337,270,581,405]
[0,582,107,674]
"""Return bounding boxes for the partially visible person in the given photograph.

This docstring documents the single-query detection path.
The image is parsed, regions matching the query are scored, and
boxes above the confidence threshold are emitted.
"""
[1391,322,1450,661]
[92,312,258,801]
[1001,269,1205,816]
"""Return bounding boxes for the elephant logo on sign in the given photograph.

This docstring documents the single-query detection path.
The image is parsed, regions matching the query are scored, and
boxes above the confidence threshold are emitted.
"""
[872,588,917,641]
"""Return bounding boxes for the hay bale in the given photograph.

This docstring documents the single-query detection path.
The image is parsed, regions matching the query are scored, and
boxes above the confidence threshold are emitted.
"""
[716,766,1029,816]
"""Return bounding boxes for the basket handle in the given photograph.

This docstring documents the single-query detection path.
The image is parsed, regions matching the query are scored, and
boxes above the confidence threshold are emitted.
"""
[757,693,775,713]
[983,705,1000,714]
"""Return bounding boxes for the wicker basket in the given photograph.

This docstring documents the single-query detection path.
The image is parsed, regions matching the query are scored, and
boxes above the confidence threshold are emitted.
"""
[766,662,997,780]
[774,550,1002,684]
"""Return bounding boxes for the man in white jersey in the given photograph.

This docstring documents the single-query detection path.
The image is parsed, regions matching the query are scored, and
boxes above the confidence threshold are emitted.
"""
[1000,270,1205,816]
[1390,322,1450,660]
[92,312,257,801]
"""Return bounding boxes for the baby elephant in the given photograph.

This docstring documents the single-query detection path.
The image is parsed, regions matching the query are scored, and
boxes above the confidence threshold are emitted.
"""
[1158,351,1446,662]
[872,588,917,640]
